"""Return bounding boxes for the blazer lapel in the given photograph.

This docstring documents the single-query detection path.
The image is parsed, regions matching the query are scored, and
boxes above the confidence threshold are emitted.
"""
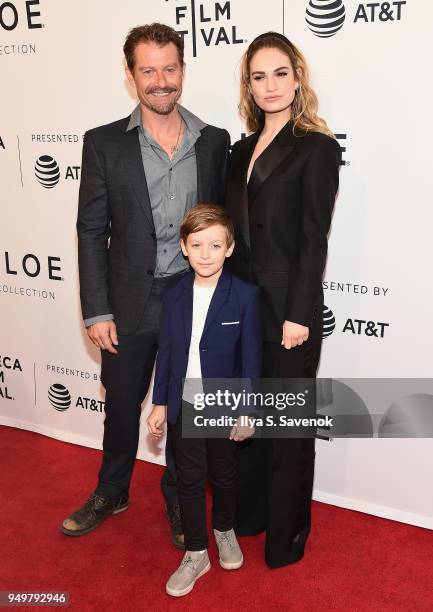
[248,121,296,204]
[181,272,194,347]
[231,133,259,248]
[121,128,155,230]
[195,129,205,201]
[201,268,232,339]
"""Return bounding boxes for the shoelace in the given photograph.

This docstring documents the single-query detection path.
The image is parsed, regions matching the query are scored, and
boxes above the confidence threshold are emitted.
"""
[77,494,107,520]
[216,531,236,549]
[181,555,202,572]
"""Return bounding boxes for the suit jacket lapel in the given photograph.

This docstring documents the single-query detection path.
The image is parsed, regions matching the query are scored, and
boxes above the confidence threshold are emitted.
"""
[181,272,194,347]
[201,268,232,338]
[181,270,232,346]
[121,128,155,230]
[195,128,208,201]
[231,133,259,248]
[248,121,296,204]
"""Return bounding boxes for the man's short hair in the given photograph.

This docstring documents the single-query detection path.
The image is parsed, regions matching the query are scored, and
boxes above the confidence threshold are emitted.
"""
[124,23,184,71]
[181,204,235,247]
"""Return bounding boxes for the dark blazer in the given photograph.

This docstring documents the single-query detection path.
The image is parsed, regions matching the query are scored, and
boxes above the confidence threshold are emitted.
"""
[77,114,230,335]
[152,268,262,423]
[225,121,341,342]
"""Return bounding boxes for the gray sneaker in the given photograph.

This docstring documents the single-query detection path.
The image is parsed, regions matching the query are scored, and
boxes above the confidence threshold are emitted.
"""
[214,528,244,570]
[166,550,211,597]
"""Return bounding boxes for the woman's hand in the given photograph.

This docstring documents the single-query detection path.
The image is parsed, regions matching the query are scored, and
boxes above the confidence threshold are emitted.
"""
[147,405,167,439]
[229,416,255,442]
[281,320,309,349]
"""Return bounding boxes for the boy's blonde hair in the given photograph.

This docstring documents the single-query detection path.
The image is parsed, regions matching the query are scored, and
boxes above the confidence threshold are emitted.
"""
[180,204,234,247]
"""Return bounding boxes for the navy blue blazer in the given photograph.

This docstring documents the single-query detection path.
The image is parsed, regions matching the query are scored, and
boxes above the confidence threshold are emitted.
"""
[152,268,262,424]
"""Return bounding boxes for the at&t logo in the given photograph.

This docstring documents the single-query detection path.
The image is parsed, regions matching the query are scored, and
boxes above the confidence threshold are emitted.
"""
[306,0,346,38]
[168,0,244,58]
[322,305,336,338]
[48,383,105,413]
[322,306,389,338]
[343,318,389,338]
[34,155,81,188]
[353,1,406,22]
[48,383,71,411]
[35,155,60,188]
[306,0,406,37]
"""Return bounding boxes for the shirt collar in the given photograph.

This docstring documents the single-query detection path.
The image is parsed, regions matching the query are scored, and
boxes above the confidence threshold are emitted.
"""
[126,104,141,131]
[126,103,207,137]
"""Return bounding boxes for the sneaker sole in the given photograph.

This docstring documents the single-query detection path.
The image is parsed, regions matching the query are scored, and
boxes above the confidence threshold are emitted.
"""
[166,561,211,597]
[219,555,244,570]
[60,503,129,537]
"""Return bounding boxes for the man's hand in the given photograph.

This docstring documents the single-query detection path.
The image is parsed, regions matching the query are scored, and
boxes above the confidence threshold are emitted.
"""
[87,320,118,354]
[147,405,167,439]
[229,416,255,442]
[281,320,309,350]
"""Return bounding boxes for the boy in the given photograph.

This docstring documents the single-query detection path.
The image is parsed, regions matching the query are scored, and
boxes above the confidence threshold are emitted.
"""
[147,203,262,597]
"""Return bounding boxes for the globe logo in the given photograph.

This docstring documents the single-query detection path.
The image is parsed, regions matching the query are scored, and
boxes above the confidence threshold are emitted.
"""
[322,305,336,338]
[35,155,60,188]
[48,383,71,411]
[306,0,346,38]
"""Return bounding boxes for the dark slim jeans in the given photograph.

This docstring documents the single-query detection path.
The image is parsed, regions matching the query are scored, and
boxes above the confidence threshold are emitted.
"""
[170,402,237,551]
[95,274,184,504]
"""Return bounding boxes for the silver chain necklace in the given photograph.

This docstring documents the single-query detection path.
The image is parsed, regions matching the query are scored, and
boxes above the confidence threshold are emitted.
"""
[170,117,183,156]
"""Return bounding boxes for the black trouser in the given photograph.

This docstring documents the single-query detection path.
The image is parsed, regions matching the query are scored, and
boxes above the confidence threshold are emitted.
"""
[235,338,321,568]
[170,403,237,551]
[95,274,183,504]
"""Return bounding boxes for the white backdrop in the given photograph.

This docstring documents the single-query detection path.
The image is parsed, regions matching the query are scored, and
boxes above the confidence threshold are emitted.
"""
[1,0,432,529]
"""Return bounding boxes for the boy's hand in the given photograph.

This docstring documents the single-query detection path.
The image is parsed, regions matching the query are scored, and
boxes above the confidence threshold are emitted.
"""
[147,405,167,439]
[229,417,255,442]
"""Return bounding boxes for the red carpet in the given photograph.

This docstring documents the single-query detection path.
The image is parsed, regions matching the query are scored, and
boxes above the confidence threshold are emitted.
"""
[0,426,432,612]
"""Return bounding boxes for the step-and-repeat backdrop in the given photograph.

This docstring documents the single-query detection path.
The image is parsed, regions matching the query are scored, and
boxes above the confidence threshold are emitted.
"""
[1,1,432,529]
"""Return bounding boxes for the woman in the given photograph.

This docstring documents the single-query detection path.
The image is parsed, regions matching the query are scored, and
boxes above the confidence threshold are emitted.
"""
[225,32,341,568]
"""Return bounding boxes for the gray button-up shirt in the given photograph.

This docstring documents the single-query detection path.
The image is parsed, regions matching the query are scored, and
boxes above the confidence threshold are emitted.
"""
[129,103,205,277]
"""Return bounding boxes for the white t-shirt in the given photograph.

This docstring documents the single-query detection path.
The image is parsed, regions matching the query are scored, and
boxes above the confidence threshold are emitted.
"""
[182,284,215,404]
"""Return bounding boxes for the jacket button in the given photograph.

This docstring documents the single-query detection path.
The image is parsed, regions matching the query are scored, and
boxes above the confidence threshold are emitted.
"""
[147,270,153,275]
[201,348,207,352]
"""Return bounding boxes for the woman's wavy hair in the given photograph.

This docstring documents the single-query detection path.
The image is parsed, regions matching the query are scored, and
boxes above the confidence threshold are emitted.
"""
[239,32,334,137]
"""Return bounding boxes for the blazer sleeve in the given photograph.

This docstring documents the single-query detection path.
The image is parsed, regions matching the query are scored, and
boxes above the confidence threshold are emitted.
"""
[152,287,172,406]
[285,136,341,327]
[241,286,263,379]
[76,131,112,321]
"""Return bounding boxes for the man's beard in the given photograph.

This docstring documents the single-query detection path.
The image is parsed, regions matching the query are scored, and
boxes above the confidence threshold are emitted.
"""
[142,86,182,115]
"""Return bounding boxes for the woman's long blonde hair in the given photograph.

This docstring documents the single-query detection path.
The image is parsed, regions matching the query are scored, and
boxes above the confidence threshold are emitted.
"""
[239,32,334,137]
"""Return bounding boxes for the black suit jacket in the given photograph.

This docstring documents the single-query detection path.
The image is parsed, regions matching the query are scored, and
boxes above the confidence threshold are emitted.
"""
[77,114,230,335]
[225,122,341,342]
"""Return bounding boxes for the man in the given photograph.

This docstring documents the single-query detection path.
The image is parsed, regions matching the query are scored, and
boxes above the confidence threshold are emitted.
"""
[61,23,230,547]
